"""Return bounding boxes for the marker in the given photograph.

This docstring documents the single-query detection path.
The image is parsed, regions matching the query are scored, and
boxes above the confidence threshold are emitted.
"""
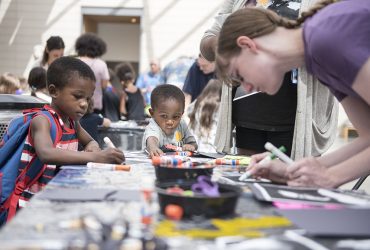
[264,142,293,164]
[215,159,240,166]
[103,137,116,148]
[239,147,282,181]
[165,151,193,157]
[87,162,131,171]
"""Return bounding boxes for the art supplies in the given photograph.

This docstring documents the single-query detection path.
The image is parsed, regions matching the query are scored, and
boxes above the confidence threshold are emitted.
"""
[215,158,240,165]
[239,147,282,181]
[264,142,293,164]
[156,181,240,218]
[191,175,220,197]
[165,151,193,157]
[222,155,251,165]
[103,136,116,148]
[151,155,191,168]
[249,183,370,206]
[155,216,291,239]
[87,162,131,171]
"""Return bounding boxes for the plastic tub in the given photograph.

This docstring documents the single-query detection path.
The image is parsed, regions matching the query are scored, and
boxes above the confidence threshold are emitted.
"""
[156,181,241,218]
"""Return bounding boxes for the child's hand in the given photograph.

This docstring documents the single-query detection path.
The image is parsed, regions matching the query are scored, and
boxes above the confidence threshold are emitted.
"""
[147,145,164,158]
[84,141,101,152]
[97,148,125,163]
[182,144,196,152]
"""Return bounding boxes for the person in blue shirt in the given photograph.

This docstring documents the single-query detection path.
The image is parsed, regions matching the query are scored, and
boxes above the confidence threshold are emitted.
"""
[136,58,163,105]
[182,54,215,107]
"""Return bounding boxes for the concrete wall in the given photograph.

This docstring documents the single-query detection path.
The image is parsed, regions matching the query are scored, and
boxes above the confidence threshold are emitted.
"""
[0,0,223,78]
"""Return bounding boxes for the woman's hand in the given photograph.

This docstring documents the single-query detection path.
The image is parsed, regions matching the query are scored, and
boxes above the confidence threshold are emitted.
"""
[287,157,335,188]
[248,153,289,184]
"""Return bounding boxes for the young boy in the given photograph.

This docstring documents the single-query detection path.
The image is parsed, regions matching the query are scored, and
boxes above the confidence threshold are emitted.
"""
[143,84,197,157]
[18,57,125,205]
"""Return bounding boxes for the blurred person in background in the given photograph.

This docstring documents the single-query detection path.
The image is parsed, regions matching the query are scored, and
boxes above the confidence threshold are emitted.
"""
[161,56,194,90]
[183,53,216,108]
[33,36,65,70]
[187,79,222,153]
[0,72,20,94]
[75,33,110,114]
[28,67,51,103]
[102,69,123,122]
[136,58,163,106]
[115,62,146,121]
[80,99,111,142]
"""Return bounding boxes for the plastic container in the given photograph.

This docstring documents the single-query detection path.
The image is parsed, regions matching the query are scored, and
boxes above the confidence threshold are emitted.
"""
[154,165,214,183]
[156,181,241,218]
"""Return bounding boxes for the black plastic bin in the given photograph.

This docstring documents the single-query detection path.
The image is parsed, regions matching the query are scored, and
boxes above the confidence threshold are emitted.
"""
[156,180,241,218]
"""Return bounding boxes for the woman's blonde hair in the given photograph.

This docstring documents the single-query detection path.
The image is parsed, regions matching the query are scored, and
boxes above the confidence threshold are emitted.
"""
[216,0,337,83]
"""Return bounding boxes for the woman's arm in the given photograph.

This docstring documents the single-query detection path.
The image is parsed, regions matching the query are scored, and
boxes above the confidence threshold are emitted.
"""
[289,79,370,187]
[317,95,370,168]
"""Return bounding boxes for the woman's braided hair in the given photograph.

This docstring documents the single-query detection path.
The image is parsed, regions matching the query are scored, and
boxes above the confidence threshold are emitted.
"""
[216,0,338,83]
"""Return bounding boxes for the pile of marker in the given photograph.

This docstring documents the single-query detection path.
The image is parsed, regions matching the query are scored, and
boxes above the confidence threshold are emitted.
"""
[164,151,193,157]
[151,155,211,168]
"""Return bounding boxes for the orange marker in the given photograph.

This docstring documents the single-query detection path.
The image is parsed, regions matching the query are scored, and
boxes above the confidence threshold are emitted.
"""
[215,159,240,165]
[86,162,131,171]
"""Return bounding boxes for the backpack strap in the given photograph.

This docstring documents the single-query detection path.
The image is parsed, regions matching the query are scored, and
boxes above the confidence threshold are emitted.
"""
[4,107,62,222]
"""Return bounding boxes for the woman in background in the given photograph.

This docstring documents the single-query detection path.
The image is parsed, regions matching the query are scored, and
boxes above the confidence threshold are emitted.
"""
[33,36,65,70]
[75,33,110,114]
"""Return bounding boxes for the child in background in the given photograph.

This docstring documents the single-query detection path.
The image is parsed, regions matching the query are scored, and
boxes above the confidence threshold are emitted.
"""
[143,84,197,157]
[17,57,124,204]
[28,67,51,103]
[80,98,111,142]
[0,73,20,94]
[187,79,222,153]
[102,69,122,121]
[115,62,145,121]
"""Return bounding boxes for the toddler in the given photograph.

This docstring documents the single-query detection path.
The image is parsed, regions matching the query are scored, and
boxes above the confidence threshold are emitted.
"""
[143,84,197,157]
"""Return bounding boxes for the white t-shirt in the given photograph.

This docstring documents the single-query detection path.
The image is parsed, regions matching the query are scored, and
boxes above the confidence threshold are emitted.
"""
[142,118,196,150]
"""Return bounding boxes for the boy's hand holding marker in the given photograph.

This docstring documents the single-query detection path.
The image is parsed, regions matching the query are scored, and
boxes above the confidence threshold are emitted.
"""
[243,143,293,184]
[93,137,125,164]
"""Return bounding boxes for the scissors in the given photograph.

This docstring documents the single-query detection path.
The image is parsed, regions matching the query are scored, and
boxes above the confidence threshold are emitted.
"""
[191,175,220,197]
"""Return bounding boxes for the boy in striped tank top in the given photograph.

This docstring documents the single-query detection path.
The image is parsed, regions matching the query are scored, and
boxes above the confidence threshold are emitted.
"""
[19,57,125,206]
